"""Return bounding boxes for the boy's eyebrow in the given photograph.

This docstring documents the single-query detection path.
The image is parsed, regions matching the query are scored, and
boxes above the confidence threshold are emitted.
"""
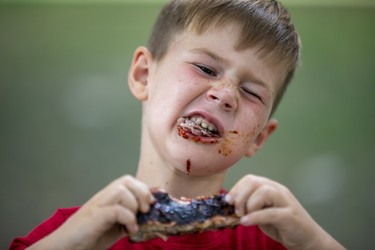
[189,48,228,65]
[189,48,272,92]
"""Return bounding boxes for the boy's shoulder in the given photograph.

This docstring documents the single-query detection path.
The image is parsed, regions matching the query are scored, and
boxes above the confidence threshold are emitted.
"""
[9,207,79,250]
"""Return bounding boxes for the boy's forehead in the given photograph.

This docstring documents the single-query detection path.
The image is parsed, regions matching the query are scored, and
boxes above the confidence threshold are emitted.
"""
[174,22,244,52]
[172,24,288,71]
[175,21,275,59]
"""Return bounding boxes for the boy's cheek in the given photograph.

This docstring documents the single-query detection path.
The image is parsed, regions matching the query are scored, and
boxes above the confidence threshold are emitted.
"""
[216,132,254,159]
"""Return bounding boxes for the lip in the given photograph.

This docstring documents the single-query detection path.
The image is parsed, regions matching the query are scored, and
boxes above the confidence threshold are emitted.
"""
[182,110,224,137]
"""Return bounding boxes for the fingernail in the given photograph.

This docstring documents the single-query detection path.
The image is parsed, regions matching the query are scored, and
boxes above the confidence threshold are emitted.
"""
[225,194,233,204]
[235,209,242,217]
[240,216,252,226]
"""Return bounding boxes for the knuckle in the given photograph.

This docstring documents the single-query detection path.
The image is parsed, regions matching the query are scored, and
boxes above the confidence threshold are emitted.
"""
[275,183,294,200]
[139,187,151,200]
[274,181,289,191]
[114,184,127,196]
[122,175,135,185]
[259,185,275,195]
[282,185,293,196]
[243,174,255,183]
[244,175,266,187]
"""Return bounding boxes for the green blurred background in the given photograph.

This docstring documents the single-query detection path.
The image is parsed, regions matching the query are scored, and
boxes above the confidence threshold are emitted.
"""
[1,0,374,249]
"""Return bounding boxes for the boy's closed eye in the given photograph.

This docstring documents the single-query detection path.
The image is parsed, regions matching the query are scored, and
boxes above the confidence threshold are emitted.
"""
[240,86,263,103]
[194,64,217,77]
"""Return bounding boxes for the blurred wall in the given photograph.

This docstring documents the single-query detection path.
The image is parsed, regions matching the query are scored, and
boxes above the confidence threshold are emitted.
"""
[1,2,374,249]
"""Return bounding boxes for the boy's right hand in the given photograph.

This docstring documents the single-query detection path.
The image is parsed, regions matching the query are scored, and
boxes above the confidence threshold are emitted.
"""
[28,175,154,250]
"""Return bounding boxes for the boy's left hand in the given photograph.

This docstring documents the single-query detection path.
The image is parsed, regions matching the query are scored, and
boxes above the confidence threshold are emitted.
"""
[226,175,345,250]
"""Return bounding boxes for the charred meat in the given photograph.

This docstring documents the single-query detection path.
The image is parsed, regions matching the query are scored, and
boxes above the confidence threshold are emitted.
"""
[128,191,240,242]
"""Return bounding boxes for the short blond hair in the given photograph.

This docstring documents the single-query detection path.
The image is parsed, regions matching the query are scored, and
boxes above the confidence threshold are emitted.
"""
[148,0,301,114]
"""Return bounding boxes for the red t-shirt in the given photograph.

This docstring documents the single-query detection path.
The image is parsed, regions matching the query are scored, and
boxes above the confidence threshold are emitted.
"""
[9,207,286,250]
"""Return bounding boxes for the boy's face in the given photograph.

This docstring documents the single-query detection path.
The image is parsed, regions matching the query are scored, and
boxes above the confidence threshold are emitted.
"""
[132,22,286,176]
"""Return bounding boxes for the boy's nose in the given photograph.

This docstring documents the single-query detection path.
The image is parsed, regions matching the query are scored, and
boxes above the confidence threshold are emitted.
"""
[207,84,238,112]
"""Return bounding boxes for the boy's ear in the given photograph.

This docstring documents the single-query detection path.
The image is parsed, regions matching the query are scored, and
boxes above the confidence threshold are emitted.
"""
[245,119,278,158]
[128,46,153,101]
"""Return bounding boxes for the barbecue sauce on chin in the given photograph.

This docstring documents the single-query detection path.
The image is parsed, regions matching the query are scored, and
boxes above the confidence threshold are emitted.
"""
[186,159,191,175]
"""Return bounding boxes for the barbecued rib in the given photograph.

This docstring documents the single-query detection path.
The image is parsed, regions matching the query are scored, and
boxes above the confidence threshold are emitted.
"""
[128,190,240,242]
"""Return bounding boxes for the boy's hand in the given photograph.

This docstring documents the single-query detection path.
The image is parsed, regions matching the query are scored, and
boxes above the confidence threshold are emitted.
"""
[226,175,345,250]
[29,175,154,250]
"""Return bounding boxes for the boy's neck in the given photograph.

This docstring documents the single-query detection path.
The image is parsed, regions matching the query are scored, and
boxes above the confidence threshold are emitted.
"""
[135,161,226,198]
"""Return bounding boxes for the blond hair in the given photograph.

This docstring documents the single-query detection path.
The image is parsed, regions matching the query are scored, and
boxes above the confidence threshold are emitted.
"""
[148,0,301,114]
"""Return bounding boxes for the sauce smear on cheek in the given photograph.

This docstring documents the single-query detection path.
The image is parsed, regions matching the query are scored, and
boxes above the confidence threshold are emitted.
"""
[186,159,191,175]
[218,131,238,157]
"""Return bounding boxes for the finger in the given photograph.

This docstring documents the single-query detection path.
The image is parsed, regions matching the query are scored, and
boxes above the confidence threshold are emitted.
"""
[245,185,287,215]
[96,179,139,213]
[118,186,139,213]
[240,207,288,227]
[227,175,263,216]
[103,205,139,234]
[120,175,154,213]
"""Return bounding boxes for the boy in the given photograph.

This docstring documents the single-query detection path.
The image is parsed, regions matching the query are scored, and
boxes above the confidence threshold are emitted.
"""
[10,0,345,249]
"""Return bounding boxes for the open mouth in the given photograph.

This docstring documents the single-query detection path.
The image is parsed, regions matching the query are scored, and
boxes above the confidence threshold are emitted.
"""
[177,115,221,144]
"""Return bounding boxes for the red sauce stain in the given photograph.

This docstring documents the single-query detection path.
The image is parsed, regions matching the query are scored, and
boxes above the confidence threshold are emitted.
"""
[218,131,239,156]
[217,128,261,156]
[177,126,219,144]
[218,141,232,157]
[178,126,189,139]
[186,159,191,175]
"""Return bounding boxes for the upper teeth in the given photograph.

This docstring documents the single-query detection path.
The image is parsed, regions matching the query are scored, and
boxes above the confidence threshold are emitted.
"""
[189,116,217,132]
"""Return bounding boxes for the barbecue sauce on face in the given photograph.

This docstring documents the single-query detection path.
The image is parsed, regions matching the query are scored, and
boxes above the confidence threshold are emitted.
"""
[218,131,239,157]
[186,159,191,175]
[177,126,219,144]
